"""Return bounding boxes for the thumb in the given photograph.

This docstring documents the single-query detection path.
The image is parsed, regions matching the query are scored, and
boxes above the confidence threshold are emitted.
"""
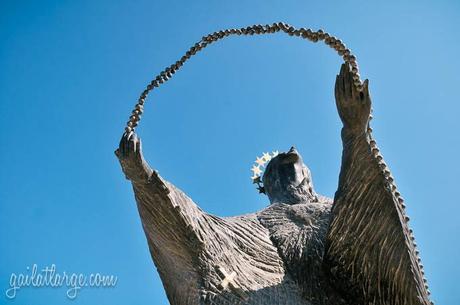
[363,79,370,99]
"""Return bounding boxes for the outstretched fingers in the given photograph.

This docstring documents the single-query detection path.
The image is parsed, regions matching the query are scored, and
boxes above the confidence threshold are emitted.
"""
[129,133,141,155]
[336,64,351,101]
[115,132,137,159]
[128,133,144,161]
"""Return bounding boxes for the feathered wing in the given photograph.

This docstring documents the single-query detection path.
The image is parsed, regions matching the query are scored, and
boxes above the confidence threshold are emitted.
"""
[324,129,431,305]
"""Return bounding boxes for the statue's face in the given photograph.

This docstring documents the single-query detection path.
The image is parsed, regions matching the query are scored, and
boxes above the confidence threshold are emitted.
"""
[262,147,313,204]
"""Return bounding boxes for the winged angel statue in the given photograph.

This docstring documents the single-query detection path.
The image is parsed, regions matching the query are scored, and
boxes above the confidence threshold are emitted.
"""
[116,63,431,305]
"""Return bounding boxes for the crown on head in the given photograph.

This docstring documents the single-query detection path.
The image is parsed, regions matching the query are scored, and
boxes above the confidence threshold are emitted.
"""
[251,151,279,194]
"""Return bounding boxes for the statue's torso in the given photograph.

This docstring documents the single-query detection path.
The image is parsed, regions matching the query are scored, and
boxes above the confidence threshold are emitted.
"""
[257,201,347,305]
[193,212,304,304]
[189,200,347,305]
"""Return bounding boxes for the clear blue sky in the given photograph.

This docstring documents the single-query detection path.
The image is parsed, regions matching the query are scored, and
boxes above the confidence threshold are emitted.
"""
[1,0,458,304]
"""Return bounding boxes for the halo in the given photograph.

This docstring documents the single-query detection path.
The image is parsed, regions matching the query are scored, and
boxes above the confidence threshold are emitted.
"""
[251,151,279,193]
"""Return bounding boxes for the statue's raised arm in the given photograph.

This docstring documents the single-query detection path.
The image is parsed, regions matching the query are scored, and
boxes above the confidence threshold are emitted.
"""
[115,133,205,303]
[324,64,430,305]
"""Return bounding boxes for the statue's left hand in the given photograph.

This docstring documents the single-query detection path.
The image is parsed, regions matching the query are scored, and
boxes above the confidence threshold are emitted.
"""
[335,63,371,135]
[115,132,152,182]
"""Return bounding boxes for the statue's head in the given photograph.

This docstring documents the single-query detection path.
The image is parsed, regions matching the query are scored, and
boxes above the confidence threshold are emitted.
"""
[262,147,317,205]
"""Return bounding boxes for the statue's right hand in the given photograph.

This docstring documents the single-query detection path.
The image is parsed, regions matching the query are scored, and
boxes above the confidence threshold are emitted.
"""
[115,133,152,182]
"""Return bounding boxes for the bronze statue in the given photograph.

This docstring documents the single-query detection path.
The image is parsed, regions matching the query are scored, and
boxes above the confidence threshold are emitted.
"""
[116,63,431,305]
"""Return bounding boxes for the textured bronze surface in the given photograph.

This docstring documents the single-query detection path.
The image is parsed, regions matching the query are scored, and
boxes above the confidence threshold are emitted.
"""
[116,62,431,304]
